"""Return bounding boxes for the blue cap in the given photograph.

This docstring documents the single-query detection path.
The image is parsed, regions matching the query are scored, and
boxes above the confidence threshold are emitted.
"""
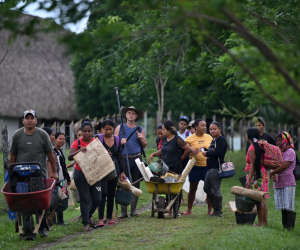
[179,116,189,124]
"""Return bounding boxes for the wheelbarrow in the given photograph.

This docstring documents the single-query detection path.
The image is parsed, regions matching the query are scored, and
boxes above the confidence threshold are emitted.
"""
[144,181,184,219]
[2,163,55,240]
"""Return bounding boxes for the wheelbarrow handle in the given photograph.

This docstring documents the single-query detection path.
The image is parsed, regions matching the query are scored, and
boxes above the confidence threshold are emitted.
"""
[132,177,144,186]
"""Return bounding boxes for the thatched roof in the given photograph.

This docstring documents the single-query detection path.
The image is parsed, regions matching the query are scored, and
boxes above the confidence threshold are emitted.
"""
[0,13,79,120]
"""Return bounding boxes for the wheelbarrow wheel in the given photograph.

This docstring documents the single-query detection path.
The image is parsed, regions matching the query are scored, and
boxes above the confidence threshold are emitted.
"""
[173,195,180,219]
[23,215,34,233]
[157,196,166,219]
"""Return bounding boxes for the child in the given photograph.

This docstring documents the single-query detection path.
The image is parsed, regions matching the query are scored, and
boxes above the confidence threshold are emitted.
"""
[156,124,163,151]
[188,121,196,134]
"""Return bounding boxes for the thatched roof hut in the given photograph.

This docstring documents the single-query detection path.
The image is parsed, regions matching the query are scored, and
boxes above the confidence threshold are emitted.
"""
[0,13,79,121]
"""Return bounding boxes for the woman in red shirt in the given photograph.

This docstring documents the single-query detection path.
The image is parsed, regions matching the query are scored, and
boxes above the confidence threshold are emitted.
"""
[68,121,102,232]
[245,127,269,227]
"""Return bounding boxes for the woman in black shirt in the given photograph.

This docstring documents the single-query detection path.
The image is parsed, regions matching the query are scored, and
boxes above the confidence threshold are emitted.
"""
[149,120,197,174]
[202,122,227,217]
[93,119,126,226]
[246,117,276,153]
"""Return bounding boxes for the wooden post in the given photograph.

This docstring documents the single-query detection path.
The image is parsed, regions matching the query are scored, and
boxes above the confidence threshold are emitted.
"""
[202,114,206,122]
[180,112,183,119]
[191,112,195,121]
[239,120,243,151]
[212,115,216,122]
[39,123,45,129]
[291,125,294,138]
[51,122,57,133]
[247,120,251,129]
[56,121,60,132]
[106,114,110,120]
[69,121,74,146]
[167,110,172,121]
[222,117,226,137]
[143,111,147,139]
[77,119,82,132]
[284,124,287,132]
[2,126,9,179]
[231,118,234,151]
[60,122,66,156]
[93,117,97,126]
[278,123,281,134]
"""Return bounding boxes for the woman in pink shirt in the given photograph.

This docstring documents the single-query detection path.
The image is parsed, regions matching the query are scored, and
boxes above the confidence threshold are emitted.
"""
[245,127,269,227]
[269,132,296,230]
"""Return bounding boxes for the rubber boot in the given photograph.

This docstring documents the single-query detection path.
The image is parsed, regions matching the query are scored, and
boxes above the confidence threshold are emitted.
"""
[281,210,287,229]
[120,205,128,219]
[57,211,68,226]
[285,211,296,230]
[130,196,139,216]
[211,196,222,217]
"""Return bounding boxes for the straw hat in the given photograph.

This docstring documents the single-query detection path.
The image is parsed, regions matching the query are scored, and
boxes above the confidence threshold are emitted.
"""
[121,106,144,122]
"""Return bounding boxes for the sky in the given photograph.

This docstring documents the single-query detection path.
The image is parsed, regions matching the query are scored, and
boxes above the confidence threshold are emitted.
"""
[19,2,88,33]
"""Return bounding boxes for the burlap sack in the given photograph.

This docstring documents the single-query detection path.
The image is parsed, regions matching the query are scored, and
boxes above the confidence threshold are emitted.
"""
[74,138,115,185]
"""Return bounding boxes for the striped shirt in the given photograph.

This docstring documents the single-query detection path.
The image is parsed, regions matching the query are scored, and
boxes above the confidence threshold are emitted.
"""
[119,124,143,155]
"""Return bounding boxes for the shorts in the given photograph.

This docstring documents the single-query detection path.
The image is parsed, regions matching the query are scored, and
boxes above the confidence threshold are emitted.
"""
[188,166,208,182]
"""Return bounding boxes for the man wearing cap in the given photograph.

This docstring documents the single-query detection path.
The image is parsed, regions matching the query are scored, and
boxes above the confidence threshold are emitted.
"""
[178,116,192,140]
[10,109,58,237]
[114,106,147,218]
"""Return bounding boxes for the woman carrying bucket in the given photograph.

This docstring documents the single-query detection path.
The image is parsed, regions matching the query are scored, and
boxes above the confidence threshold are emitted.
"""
[148,120,198,217]
[92,119,126,226]
[68,121,102,232]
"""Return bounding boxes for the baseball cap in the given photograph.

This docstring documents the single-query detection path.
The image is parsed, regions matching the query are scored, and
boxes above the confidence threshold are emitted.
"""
[188,120,195,128]
[179,116,189,124]
[23,109,36,118]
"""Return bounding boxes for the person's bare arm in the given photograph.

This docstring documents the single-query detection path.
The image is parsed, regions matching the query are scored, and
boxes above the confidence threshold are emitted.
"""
[270,161,292,175]
[10,153,16,164]
[246,150,255,189]
[148,150,162,164]
[181,144,192,161]
[46,151,58,179]
[137,129,147,148]
[47,160,52,178]
[66,161,76,169]
[68,147,86,161]
[114,125,120,136]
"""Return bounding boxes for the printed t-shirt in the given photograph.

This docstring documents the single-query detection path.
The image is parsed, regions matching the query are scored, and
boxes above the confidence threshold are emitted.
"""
[185,133,213,167]
[274,148,296,189]
[71,138,95,171]
[10,127,53,172]
[157,139,162,150]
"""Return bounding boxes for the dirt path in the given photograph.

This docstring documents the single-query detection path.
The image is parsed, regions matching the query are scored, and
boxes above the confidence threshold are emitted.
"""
[30,203,152,250]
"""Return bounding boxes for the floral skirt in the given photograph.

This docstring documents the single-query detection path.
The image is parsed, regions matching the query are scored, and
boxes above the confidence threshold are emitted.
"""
[274,186,295,211]
[246,167,269,199]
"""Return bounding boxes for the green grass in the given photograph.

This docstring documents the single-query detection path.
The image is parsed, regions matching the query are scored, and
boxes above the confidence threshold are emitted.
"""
[1,150,300,249]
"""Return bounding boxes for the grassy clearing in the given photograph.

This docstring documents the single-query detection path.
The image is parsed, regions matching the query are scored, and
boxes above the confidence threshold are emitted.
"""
[0,150,299,250]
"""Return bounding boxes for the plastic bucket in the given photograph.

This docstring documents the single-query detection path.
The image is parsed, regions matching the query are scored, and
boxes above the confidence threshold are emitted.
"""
[115,189,134,206]
[235,213,257,225]
[239,176,247,187]
[235,195,256,212]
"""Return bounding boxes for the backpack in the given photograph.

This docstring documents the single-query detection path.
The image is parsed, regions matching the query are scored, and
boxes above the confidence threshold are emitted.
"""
[98,134,120,149]
[258,141,282,169]
[185,130,191,138]
[294,156,300,181]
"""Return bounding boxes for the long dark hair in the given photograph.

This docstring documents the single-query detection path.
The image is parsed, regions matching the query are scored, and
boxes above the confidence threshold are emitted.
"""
[94,119,115,130]
[210,121,225,136]
[247,127,262,179]
[163,120,177,135]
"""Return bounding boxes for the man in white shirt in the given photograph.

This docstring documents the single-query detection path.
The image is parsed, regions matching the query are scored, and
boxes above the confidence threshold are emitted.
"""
[177,116,191,140]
